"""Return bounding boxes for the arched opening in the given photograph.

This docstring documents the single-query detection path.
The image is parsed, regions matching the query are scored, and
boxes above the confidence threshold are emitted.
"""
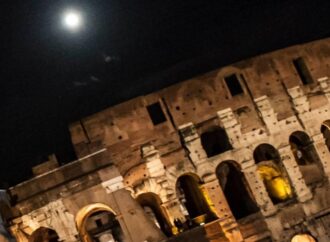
[253,144,293,204]
[291,233,317,242]
[76,203,124,242]
[29,227,59,242]
[136,192,171,236]
[216,161,259,220]
[289,131,324,185]
[201,127,232,157]
[321,120,330,152]
[176,174,216,225]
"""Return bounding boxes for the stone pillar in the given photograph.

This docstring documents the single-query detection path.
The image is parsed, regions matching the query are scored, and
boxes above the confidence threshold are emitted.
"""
[178,122,207,166]
[142,144,166,178]
[254,96,279,133]
[178,123,214,179]
[278,145,312,202]
[287,86,310,115]
[201,178,244,242]
[242,163,277,216]
[312,134,330,182]
[217,108,241,149]
[318,76,330,103]
[17,200,78,242]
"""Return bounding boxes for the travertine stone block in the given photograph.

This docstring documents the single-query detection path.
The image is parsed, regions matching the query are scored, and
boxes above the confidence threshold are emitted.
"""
[278,145,312,202]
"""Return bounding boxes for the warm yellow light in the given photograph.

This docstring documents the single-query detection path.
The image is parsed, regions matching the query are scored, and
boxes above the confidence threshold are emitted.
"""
[291,234,316,242]
[258,165,292,201]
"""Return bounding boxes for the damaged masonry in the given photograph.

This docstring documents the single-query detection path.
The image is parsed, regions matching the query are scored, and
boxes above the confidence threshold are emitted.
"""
[2,38,330,242]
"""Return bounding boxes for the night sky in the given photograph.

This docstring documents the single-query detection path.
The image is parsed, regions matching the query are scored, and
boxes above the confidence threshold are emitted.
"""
[2,0,330,186]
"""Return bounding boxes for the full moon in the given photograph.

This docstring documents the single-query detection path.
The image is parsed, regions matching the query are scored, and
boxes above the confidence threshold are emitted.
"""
[62,10,83,31]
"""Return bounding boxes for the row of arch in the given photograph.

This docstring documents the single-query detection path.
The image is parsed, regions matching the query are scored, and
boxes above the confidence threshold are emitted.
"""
[26,122,330,242]
[133,131,329,237]
[201,120,330,158]
[28,204,124,242]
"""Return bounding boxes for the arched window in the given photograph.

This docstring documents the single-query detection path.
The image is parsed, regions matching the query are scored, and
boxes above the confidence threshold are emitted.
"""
[176,174,216,225]
[76,203,124,242]
[216,161,259,220]
[321,120,330,152]
[136,193,171,236]
[289,131,324,185]
[253,144,293,204]
[29,227,59,242]
[201,127,232,157]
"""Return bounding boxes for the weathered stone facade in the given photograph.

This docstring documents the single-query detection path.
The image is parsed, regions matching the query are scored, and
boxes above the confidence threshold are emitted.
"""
[2,38,330,242]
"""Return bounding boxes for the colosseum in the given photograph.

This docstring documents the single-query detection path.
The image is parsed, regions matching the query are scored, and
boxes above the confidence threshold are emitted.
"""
[1,38,330,242]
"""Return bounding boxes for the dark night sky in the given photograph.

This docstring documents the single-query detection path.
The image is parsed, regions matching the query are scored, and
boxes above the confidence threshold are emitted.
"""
[1,0,330,186]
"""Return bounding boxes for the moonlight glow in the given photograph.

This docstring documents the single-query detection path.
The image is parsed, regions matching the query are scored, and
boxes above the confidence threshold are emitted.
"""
[62,10,83,31]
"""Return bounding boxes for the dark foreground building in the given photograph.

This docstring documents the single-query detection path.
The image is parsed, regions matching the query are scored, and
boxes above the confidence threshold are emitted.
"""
[2,38,330,242]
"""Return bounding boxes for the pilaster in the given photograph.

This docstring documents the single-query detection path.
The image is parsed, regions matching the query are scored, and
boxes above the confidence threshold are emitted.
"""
[201,179,244,242]
[278,145,312,202]
[178,122,207,166]
[312,134,330,182]
[217,108,242,149]
[242,164,277,216]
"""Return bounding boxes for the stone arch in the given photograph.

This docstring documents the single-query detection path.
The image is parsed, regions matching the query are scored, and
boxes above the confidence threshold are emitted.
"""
[291,233,317,242]
[176,173,216,225]
[253,143,294,204]
[321,120,330,152]
[200,126,232,157]
[28,227,59,242]
[136,192,172,236]
[216,161,259,220]
[289,131,325,185]
[75,203,123,242]
[133,178,171,203]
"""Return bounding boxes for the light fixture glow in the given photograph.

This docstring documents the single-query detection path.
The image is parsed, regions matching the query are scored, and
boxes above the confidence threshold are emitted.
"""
[62,10,83,31]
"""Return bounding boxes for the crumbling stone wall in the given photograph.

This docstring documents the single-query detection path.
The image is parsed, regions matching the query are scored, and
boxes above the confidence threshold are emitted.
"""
[5,38,330,242]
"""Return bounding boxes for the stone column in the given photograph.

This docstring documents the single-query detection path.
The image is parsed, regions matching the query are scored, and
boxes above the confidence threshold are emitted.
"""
[287,86,310,115]
[254,96,279,134]
[142,144,166,178]
[312,133,330,183]
[217,108,242,149]
[242,163,277,216]
[178,123,214,179]
[178,122,207,166]
[278,145,312,202]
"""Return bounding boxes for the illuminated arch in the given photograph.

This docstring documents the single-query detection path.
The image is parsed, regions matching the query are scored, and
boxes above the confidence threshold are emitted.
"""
[176,173,217,225]
[75,203,119,242]
[253,144,294,204]
[291,233,316,242]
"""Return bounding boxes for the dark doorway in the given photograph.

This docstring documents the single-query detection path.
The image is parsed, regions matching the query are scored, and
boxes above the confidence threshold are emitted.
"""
[176,174,215,223]
[289,131,324,185]
[201,127,232,157]
[253,144,293,204]
[216,161,259,220]
[29,227,59,242]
